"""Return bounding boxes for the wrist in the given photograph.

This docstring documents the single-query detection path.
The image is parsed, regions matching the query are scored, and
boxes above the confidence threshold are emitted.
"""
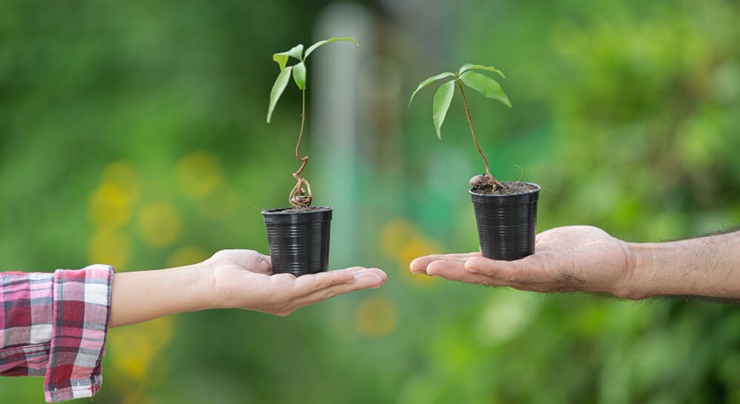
[185,261,221,311]
[158,262,220,314]
[110,262,219,328]
[620,241,653,300]
[624,236,732,300]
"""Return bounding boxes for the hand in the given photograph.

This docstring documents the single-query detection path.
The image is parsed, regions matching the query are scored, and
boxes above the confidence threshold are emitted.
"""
[207,250,387,316]
[410,226,635,298]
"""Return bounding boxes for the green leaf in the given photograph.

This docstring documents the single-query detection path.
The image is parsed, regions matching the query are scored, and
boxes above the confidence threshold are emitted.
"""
[267,66,293,123]
[458,64,474,74]
[408,72,455,107]
[458,64,506,79]
[273,44,304,70]
[432,80,455,139]
[292,62,306,89]
[304,37,359,59]
[459,71,512,107]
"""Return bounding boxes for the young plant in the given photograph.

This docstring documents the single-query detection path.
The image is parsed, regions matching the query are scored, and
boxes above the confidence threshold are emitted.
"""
[409,64,512,192]
[267,37,359,208]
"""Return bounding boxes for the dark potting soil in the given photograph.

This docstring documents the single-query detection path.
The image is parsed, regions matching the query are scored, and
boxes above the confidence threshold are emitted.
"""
[280,206,331,213]
[473,182,538,196]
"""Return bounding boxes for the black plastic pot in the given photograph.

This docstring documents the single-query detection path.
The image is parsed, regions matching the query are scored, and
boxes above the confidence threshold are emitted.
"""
[261,206,333,276]
[470,182,540,261]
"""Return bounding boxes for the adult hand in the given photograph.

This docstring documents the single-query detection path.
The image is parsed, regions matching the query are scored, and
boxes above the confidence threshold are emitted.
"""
[207,250,387,316]
[410,226,634,298]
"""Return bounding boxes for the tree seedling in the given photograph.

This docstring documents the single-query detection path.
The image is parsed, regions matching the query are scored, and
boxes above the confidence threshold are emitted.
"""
[409,63,512,192]
[267,37,359,208]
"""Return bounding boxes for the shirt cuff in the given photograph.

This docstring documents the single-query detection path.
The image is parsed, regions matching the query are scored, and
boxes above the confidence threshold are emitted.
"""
[44,265,114,403]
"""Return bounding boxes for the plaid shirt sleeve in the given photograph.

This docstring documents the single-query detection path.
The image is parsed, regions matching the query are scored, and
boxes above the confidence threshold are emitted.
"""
[0,265,114,402]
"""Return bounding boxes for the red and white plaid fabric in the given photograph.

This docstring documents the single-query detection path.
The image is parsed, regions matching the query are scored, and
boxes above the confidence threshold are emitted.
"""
[0,265,114,402]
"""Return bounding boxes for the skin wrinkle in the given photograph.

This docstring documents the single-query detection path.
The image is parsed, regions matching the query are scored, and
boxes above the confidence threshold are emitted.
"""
[617,240,636,299]
[475,278,494,287]
[483,264,508,283]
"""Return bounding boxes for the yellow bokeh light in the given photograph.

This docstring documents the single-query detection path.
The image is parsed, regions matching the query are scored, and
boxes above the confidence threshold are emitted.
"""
[398,238,440,286]
[102,161,141,195]
[378,219,419,259]
[377,219,440,286]
[108,316,174,383]
[355,295,398,338]
[88,183,133,229]
[175,151,223,199]
[137,202,182,248]
[88,161,141,229]
[198,183,241,221]
[167,246,210,268]
[87,229,131,269]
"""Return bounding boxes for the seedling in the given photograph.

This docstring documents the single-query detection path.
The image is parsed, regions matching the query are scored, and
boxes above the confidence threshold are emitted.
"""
[409,63,512,192]
[267,37,359,208]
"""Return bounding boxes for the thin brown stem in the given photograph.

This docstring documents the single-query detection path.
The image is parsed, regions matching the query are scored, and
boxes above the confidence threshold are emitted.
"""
[290,88,312,208]
[456,79,505,190]
[295,88,309,173]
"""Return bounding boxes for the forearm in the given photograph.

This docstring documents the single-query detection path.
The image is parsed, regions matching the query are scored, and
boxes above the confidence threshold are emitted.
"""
[628,230,740,300]
[109,262,216,328]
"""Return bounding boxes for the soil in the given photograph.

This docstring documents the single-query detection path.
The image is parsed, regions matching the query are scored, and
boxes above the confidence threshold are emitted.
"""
[472,181,538,196]
[278,206,331,213]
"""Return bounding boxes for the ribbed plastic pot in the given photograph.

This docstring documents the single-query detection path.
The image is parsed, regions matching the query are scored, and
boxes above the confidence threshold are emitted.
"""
[470,183,540,261]
[261,206,333,276]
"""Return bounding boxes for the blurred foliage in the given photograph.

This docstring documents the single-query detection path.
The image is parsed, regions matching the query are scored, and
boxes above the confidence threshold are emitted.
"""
[1,0,739,403]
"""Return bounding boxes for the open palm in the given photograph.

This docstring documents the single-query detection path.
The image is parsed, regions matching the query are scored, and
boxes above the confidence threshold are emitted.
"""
[208,250,387,316]
[410,226,634,298]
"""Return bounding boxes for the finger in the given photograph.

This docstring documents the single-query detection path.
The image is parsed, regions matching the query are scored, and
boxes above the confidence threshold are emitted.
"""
[424,259,498,286]
[292,267,387,296]
[336,266,371,276]
[293,269,356,294]
[330,268,387,292]
[253,254,272,275]
[465,256,552,291]
[291,268,387,307]
[355,267,387,286]
[464,257,520,285]
[410,252,480,274]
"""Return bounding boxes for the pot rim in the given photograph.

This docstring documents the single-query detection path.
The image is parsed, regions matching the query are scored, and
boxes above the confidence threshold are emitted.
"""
[262,206,333,225]
[262,206,333,215]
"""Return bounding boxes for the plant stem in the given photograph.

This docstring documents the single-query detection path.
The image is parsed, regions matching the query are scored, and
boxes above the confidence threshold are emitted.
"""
[289,88,312,207]
[456,79,505,189]
[295,88,309,174]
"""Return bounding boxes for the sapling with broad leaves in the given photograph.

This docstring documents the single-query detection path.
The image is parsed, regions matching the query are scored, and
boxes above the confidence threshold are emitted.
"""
[409,63,512,193]
[267,37,359,209]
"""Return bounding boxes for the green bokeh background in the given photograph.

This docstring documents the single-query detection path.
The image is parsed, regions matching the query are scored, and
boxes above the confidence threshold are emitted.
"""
[1,0,739,402]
